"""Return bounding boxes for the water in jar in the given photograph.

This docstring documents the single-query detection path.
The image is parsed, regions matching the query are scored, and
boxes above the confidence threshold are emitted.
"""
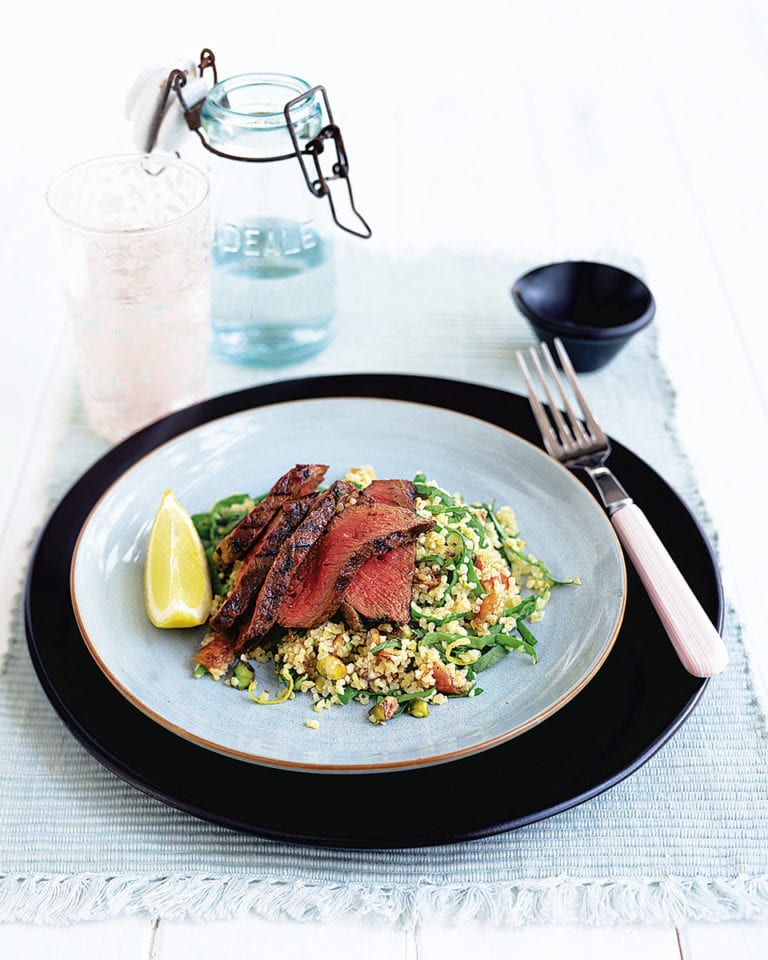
[211,215,334,364]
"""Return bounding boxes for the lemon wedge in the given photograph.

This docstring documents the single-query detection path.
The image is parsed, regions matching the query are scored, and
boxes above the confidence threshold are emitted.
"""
[144,489,212,629]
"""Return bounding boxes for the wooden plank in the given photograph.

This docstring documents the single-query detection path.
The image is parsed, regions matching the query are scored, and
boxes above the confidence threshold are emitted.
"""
[156,915,412,960]
[679,920,768,958]
[0,917,154,960]
[418,920,681,960]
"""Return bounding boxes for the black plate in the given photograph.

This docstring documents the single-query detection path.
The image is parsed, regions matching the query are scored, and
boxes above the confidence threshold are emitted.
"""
[24,374,721,848]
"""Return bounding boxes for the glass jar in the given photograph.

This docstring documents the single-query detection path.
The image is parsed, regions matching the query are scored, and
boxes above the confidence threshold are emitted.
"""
[200,73,335,365]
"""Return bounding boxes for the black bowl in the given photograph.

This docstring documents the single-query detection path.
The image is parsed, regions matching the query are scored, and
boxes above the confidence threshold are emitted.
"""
[511,260,656,371]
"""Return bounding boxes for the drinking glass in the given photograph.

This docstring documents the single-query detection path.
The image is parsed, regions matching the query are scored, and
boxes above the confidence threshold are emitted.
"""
[46,154,211,443]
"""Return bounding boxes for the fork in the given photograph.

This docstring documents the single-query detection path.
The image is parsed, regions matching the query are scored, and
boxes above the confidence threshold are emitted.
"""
[516,337,728,678]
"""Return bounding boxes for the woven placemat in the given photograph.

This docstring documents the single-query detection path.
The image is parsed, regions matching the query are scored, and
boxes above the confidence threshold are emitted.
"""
[2,255,767,927]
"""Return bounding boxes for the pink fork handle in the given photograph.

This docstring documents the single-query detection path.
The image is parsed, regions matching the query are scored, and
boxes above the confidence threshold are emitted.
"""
[611,503,728,677]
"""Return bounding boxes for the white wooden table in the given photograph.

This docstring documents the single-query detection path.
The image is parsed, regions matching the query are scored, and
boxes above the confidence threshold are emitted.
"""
[2,1,767,955]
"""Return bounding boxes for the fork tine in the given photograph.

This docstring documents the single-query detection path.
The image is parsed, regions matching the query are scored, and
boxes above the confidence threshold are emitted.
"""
[552,338,608,444]
[515,350,564,457]
[524,346,580,454]
[537,341,593,447]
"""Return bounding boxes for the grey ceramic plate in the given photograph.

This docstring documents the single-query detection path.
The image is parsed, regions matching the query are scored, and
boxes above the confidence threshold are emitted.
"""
[70,397,626,774]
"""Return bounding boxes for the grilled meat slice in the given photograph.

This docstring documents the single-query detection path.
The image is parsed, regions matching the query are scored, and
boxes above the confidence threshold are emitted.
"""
[365,478,418,510]
[276,492,435,629]
[342,479,422,624]
[209,495,317,631]
[341,548,417,624]
[213,463,328,572]
[236,480,360,651]
[270,463,329,497]
[213,498,283,574]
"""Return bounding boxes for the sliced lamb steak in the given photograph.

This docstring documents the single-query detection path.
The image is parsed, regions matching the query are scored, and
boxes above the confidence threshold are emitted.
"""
[236,480,360,650]
[341,478,422,624]
[276,489,434,629]
[365,478,418,510]
[209,494,317,631]
[213,463,328,571]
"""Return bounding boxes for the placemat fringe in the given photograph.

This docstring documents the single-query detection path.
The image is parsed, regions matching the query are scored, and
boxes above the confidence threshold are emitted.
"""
[2,875,768,928]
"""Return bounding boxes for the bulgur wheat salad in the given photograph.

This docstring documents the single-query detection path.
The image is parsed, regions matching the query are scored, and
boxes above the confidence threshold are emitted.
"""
[191,466,579,725]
